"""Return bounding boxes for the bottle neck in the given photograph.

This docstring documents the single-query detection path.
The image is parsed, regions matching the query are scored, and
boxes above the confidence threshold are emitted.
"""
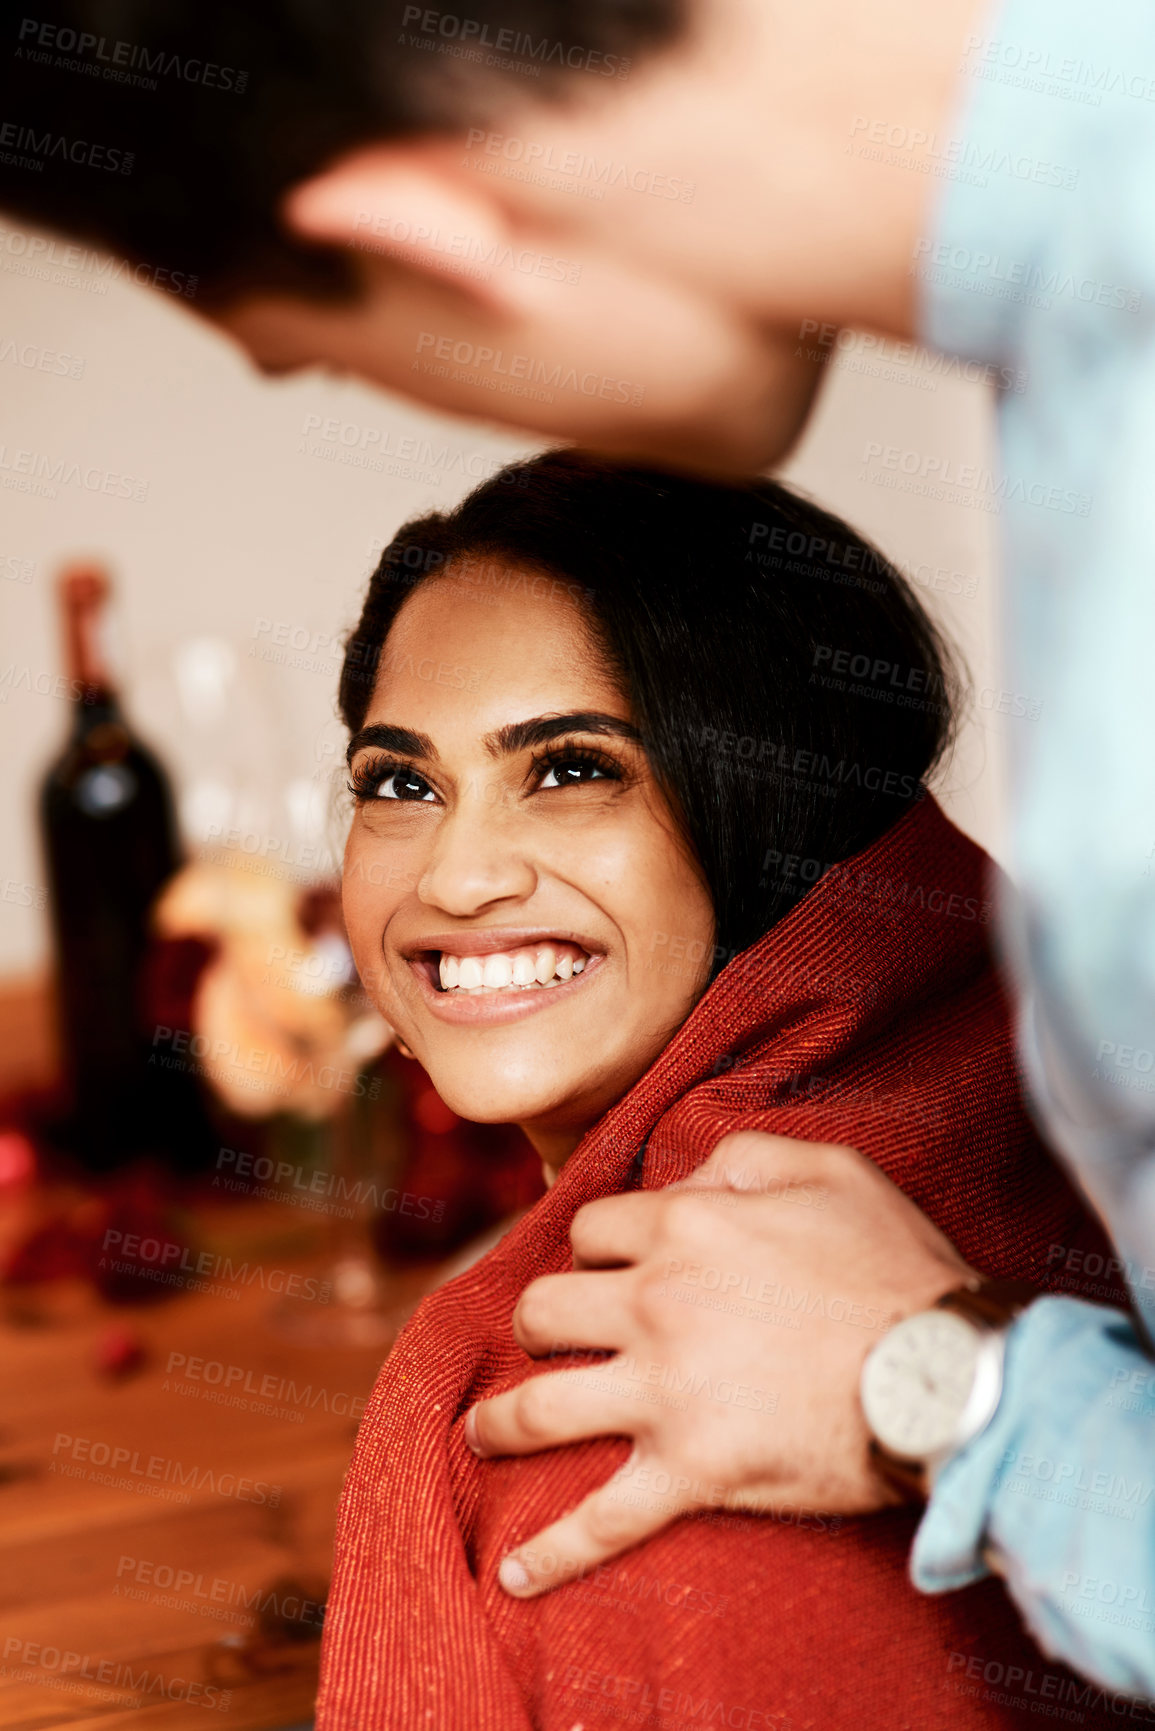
[71,689,124,737]
[60,567,123,720]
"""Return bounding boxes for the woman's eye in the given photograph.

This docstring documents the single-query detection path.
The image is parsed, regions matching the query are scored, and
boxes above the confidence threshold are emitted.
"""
[359,767,435,802]
[385,770,434,801]
[538,758,611,789]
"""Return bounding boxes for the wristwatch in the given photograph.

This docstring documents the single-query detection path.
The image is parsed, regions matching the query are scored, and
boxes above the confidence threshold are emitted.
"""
[860,1278,1038,1500]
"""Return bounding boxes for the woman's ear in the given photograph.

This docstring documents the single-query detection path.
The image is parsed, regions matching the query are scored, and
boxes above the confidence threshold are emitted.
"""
[283,141,543,319]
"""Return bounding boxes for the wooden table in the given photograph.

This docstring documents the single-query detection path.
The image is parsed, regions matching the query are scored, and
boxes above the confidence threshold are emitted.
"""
[0,957,453,1731]
[0,1192,445,1731]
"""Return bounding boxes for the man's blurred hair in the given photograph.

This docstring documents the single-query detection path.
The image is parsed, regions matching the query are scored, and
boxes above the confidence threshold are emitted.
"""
[0,0,683,303]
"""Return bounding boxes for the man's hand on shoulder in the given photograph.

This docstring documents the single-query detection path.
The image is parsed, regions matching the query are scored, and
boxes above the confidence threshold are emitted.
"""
[466,1131,974,1597]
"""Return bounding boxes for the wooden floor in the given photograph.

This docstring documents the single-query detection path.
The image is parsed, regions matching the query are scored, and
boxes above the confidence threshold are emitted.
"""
[0,1196,433,1731]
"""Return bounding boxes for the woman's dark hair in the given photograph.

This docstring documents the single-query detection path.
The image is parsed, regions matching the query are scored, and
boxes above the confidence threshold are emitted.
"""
[340,450,960,964]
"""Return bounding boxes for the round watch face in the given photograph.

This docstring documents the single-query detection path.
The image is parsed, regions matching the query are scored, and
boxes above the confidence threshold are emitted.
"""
[861,1309,983,1461]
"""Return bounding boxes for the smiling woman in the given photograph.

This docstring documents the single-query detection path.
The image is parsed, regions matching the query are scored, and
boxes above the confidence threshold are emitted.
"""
[339,450,954,1177]
[319,452,1123,1731]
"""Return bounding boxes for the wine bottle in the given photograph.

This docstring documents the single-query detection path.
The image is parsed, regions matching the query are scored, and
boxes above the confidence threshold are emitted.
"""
[39,566,182,1169]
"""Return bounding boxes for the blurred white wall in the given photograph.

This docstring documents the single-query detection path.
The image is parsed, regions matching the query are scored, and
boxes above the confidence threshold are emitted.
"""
[0,227,1010,976]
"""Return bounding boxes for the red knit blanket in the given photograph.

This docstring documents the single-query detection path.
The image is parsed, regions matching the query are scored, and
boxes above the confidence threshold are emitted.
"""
[318,796,1125,1730]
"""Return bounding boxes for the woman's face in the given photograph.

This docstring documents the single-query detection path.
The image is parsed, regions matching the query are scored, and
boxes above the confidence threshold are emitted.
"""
[342,565,716,1172]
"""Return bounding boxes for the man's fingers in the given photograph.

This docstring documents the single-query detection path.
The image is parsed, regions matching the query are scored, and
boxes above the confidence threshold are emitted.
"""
[495,1453,681,1598]
[513,1269,633,1356]
[688,1129,840,1193]
[569,1191,661,1267]
[466,1360,641,1459]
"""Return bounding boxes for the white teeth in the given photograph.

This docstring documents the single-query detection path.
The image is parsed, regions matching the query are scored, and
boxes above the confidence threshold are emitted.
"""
[483,953,513,989]
[512,951,536,986]
[457,956,484,991]
[435,943,593,993]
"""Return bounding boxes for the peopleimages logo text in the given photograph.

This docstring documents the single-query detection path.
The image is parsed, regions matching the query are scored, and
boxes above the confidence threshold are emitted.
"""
[17,18,248,91]
[400,6,631,76]
[0,120,132,172]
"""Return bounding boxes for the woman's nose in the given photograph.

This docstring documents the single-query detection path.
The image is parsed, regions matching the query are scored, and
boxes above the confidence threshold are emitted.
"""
[416,791,538,917]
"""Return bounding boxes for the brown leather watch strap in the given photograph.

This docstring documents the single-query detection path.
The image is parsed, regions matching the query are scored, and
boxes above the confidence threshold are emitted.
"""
[868,1439,929,1504]
[936,1277,1040,1332]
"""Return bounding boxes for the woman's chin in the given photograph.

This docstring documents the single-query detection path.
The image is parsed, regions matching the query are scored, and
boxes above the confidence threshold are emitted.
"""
[415,1029,662,1144]
[438,1091,536,1127]
[422,1074,570,1131]
[418,1056,614,1146]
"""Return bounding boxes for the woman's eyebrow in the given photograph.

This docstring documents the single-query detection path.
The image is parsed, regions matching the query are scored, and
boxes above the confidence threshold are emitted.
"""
[346,712,642,768]
[484,712,643,756]
[346,722,436,766]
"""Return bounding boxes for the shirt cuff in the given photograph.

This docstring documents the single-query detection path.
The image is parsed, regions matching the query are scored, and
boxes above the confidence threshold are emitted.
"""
[910,1295,1137,1594]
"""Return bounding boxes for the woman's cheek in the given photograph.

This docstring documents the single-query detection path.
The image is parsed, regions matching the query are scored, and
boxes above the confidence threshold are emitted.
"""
[342,833,402,1010]
[341,897,383,1008]
[626,844,715,1007]
[587,825,680,954]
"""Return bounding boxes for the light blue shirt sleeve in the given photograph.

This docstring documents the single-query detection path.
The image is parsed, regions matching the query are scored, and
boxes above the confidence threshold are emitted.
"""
[912,1298,1155,1696]
[912,0,1155,1690]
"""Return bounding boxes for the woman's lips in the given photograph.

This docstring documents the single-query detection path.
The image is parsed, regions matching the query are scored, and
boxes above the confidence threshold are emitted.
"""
[402,936,604,1026]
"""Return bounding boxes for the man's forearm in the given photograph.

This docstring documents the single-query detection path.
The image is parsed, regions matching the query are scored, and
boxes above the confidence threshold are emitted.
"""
[913,1295,1155,1697]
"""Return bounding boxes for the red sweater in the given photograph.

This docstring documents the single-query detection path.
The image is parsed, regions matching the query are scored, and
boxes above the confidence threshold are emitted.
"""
[318,797,1127,1731]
